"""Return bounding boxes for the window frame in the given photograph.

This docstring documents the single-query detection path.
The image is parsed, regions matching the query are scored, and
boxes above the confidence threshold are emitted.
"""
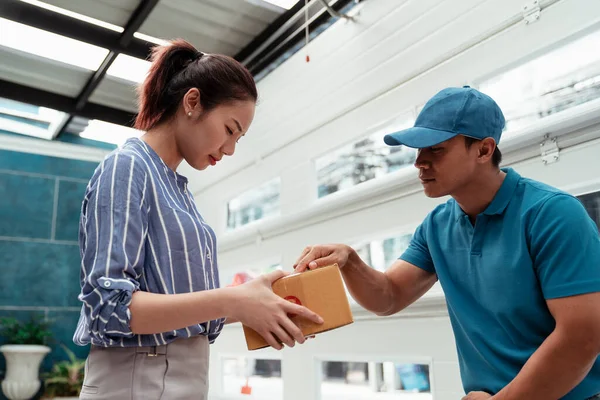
[313,109,417,200]
[315,354,435,400]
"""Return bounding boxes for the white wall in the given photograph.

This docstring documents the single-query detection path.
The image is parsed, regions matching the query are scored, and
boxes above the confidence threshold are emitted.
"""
[197,0,600,399]
[188,0,600,231]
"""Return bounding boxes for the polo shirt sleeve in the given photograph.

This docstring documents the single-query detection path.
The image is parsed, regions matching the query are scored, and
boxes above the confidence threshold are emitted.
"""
[399,218,436,274]
[529,193,600,300]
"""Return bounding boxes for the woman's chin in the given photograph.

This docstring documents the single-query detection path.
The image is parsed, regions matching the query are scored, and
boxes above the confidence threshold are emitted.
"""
[189,159,209,171]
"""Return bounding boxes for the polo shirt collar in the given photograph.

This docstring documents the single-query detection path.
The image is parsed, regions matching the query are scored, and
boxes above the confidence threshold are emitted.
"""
[453,167,520,220]
[484,168,520,215]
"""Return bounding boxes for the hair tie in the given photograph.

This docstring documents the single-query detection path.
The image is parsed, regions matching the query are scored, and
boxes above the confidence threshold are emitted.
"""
[195,51,204,60]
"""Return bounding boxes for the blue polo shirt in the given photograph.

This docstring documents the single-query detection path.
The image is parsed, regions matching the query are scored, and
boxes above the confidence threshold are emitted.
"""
[401,168,600,399]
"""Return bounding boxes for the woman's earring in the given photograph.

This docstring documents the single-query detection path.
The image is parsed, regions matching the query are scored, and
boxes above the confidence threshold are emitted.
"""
[187,111,192,117]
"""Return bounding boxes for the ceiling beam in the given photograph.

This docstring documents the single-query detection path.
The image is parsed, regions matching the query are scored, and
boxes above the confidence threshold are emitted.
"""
[234,0,306,64]
[234,0,357,76]
[0,79,136,127]
[0,0,153,60]
[54,0,160,137]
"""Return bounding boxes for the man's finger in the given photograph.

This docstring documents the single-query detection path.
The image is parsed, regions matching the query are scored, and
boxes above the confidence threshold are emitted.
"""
[296,247,329,272]
[294,251,315,272]
[308,255,337,270]
[293,246,312,268]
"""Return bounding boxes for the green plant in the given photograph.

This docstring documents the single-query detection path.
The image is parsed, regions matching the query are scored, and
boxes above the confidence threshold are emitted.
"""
[0,316,53,345]
[42,345,86,398]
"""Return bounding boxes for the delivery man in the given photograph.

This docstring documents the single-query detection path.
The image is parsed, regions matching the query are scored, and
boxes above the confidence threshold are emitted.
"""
[294,86,600,400]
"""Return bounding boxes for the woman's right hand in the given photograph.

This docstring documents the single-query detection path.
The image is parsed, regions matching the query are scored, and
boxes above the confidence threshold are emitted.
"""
[229,270,323,350]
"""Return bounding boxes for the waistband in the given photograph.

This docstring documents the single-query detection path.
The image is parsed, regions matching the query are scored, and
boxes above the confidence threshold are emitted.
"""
[91,335,208,357]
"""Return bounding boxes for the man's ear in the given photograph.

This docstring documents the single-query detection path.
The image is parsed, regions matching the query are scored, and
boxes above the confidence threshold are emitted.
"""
[477,138,496,164]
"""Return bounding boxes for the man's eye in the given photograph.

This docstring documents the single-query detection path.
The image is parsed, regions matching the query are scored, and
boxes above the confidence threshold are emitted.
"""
[226,127,233,135]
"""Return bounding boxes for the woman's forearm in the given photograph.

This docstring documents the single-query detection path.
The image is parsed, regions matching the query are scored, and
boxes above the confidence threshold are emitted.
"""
[129,288,237,334]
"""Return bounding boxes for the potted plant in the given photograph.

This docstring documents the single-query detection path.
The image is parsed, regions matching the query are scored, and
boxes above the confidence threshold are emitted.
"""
[0,316,52,400]
[41,345,85,400]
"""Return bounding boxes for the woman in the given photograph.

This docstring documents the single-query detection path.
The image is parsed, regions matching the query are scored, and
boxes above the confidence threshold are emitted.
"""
[73,39,323,399]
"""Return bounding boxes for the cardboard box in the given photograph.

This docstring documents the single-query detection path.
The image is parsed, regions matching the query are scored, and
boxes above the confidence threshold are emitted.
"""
[243,264,354,351]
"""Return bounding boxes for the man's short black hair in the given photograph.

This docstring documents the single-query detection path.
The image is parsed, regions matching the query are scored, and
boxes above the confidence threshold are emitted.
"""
[463,136,502,167]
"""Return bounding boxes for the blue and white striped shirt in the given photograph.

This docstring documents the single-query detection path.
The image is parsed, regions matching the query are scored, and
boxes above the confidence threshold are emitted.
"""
[73,138,224,348]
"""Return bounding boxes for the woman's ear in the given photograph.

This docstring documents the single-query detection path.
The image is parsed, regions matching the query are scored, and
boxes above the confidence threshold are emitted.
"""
[182,88,202,115]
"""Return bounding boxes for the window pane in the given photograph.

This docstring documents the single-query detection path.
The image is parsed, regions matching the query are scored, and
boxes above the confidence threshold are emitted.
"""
[106,54,151,83]
[227,178,281,230]
[79,120,142,146]
[0,18,109,70]
[223,357,282,398]
[577,191,600,232]
[259,0,298,10]
[19,0,123,32]
[479,29,600,136]
[321,361,432,399]
[347,233,414,306]
[382,234,413,270]
[316,115,416,198]
[0,98,66,140]
[354,234,413,272]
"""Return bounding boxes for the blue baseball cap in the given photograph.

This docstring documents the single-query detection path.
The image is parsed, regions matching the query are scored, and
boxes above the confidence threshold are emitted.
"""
[384,86,505,148]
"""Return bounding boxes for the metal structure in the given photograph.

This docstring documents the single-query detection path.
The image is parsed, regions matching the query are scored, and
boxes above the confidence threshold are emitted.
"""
[0,0,358,138]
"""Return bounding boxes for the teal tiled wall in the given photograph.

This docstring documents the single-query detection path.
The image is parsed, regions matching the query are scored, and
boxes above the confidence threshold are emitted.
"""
[0,149,99,398]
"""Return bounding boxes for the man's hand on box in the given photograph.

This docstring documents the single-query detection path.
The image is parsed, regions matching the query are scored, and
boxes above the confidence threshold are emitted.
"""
[230,270,324,350]
[293,244,353,272]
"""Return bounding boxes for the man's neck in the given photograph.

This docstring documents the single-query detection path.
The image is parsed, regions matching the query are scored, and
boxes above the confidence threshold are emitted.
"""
[453,168,506,222]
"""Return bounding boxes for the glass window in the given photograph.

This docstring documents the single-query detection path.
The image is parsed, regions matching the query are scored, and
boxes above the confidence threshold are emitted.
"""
[227,178,281,230]
[316,114,416,198]
[577,191,600,232]
[355,233,413,272]
[0,17,109,70]
[478,29,600,136]
[79,119,142,146]
[19,0,123,32]
[258,0,298,9]
[222,357,282,398]
[0,98,66,140]
[321,361,432,399]
[106,54,151,83]
[348,233,414,306]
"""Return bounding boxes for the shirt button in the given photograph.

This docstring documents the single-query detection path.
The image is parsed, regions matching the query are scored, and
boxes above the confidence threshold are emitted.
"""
[103,281,111,288]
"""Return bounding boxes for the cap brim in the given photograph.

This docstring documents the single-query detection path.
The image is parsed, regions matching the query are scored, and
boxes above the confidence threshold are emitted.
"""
[383,126,458,148]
